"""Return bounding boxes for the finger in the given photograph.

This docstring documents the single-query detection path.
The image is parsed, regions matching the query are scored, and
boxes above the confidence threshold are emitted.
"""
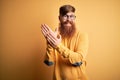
[44,24,51,31]
[47,37,56,48]
[55,27,59,33]
[47,35,58,48]
[41,29,47,37]
[47,37,54,44]
[42,24,50,32]
[44,24,54,33]
[48,33,57,41]
[47,39,53,47]
[41,24,49,33]
[41,26,48,35]
[47,34,56,43]
[57,34,61,39]
[41,25,50,36]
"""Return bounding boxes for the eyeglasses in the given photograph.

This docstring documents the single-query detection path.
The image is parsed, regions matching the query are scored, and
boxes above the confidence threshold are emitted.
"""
[62,15,76,20]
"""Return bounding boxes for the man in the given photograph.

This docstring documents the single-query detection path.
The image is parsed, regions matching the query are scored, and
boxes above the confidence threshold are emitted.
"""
[41,5,89,80]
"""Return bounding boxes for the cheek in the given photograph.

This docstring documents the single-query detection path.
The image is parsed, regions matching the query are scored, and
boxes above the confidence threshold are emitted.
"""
[60,20,66,24]
[59,18,66,23]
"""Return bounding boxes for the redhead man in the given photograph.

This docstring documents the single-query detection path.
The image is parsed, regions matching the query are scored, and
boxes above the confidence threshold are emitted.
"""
[41,5,89,80]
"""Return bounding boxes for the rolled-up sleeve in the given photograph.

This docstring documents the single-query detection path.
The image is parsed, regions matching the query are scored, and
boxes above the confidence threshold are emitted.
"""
[44,43,55,66]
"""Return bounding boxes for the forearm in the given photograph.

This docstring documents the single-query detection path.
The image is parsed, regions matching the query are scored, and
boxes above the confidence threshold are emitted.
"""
[56,43,85,66]
[55,33,89,66]
[44,43,55,66]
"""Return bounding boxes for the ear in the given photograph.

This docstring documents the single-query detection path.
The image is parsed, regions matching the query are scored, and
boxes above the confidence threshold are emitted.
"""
[58,16,60,20]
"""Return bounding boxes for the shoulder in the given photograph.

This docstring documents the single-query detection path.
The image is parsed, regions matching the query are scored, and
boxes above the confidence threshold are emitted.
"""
[75,31,89,46]
[75,29,88,38]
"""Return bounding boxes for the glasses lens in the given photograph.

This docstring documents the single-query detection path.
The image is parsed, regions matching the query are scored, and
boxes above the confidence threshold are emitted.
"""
[62,15,76,20]
[70,15,76,20]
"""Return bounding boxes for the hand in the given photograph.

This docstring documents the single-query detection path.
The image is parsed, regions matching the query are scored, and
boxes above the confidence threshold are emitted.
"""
[41,24,61,48]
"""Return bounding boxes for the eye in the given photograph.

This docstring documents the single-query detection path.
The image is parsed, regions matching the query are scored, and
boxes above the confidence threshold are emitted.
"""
[70,15,76,20]
[62,15,76,20]
[63,15,67,18]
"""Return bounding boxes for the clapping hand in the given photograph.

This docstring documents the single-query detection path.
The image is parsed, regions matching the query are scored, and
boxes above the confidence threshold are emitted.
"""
[41,24,61,48]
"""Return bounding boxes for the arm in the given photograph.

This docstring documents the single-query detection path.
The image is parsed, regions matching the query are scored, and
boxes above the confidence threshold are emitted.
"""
[56,33,89,66]
[41,24,88,66]
[41,24,55,66]
[44,42,55,66]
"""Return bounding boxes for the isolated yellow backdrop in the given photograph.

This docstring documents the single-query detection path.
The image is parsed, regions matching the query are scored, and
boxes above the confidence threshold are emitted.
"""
[1,0,120,80]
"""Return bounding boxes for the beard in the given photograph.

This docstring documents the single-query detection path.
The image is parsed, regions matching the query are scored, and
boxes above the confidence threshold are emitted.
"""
[59,21,76,39]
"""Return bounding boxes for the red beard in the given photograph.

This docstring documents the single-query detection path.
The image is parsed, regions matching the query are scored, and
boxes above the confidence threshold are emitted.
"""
[59,21,76,39]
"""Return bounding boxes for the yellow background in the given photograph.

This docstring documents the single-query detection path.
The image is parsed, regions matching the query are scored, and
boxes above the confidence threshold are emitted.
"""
[1,0,120,80]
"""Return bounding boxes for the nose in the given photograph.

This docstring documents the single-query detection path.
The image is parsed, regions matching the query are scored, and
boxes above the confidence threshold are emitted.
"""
[66,17,72,21]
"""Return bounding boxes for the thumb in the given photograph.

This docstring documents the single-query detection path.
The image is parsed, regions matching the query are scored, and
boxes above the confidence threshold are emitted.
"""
[57,34,61,39]
[55,27,59,33]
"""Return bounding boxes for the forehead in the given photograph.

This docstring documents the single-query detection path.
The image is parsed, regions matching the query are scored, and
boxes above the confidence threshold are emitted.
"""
[66,12,75,15]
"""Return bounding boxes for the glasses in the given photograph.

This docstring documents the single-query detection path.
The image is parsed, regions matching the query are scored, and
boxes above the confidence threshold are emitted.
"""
[62,15,76,20]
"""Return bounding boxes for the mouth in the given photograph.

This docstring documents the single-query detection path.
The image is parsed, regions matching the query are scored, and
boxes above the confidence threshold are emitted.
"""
[64,21,71,24]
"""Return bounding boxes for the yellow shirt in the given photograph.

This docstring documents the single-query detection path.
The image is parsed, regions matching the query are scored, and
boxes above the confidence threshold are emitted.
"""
[44,29,89,80]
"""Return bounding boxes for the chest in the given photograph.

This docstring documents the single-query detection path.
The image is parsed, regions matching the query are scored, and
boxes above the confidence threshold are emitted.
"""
[62,37,79,52]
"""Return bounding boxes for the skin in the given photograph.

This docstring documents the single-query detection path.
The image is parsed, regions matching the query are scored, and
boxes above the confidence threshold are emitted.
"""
[41,24,61,48]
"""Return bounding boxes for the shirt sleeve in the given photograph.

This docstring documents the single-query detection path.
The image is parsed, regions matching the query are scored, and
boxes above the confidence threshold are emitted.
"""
[56,32,89,66]
[44,43,55,66]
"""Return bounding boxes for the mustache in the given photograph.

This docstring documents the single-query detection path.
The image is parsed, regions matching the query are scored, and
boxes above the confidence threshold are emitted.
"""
[63,21,73,24]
